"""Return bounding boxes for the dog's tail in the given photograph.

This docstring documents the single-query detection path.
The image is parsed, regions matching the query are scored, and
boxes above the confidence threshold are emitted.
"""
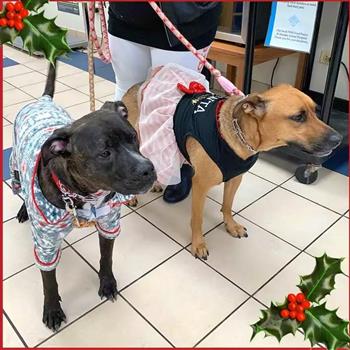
[43,59,57,98]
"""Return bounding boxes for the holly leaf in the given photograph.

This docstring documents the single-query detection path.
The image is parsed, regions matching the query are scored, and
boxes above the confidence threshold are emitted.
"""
[297,254,344,303]
[23,0,49,12]
[301,303,350,350]
[0,26,19,45]
[251,302,299,342]
[20,12,71,64]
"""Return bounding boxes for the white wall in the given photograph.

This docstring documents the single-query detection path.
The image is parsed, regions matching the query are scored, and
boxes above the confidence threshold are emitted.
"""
[253,2,349,100]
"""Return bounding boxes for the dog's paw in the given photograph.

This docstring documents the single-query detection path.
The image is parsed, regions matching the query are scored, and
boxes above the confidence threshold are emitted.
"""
[225,219,248,238]
[42,304,66,331]
[127,196,138,207]
[191,241,209,260]
[17,203,29,223]
[98,275,118,301]
[150,183,163,193]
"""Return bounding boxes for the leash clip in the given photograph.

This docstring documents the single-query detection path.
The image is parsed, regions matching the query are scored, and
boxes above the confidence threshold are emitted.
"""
[62,196,80,227]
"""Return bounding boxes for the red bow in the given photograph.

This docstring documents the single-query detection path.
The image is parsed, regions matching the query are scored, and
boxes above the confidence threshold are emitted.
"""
[177,81,206,94]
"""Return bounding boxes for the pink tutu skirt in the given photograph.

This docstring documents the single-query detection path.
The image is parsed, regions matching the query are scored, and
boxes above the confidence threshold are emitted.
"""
[138,63,209,186]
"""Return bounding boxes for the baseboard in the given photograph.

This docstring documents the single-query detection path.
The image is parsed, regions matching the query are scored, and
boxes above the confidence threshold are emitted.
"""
[307,90,349,113]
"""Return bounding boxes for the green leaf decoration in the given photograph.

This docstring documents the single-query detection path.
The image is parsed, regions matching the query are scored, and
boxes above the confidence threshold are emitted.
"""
[298,254,344,303]
[301,303,350,350]
[251,302,299,342]
[0,10,19,45]
[20,12,71,65]
[0,26,19,45]
[23,0,48,12]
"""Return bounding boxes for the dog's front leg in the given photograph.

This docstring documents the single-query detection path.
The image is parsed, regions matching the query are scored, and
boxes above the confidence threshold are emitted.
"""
[41,269,66,331]
[221,175,247,238]
[98,235,117,300]
[191,176,210,260]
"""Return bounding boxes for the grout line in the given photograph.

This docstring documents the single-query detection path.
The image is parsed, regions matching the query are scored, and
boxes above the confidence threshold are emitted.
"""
[250,214,345,299]
[3,310,28,348]
[34,299,109,347]
[118,247,185,293]
[133,210,187,249]
[248,169,294,186]
[279,184,346,216]
[68,244,99,274]
[119,294,175,348]
[3,243,72,282]
[193,296,252,347]
[181,246,253,298]
[3,263,35,282]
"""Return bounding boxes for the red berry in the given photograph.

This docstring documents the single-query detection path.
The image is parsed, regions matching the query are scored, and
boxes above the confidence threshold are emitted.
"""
[19,8,28,18]
[289,311,297,319]
[288,302,297,311]
[7,19,15,27]
[287,293,296,303]
[14,13,22,21]
[296,305,304,313]
[0,17,7,26]
[6,11,15,20]
[296,293,306,303]
[6,2,15,12]
[301,300,311,309]
[296,312,306,322]
[280,309,289,319]
[14,20,23,31]
[14,1,24,11]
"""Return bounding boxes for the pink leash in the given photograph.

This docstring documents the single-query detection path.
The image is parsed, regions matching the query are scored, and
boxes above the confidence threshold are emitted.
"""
[87,1,244,97]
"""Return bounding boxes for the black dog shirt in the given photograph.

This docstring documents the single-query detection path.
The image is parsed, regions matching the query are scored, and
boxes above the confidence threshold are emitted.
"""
[173,92,259,182]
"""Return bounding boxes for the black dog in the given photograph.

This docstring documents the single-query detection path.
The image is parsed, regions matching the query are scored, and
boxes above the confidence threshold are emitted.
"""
[12,61,156,331]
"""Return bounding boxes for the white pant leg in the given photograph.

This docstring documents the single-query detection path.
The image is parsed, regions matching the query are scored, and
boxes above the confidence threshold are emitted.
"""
[108,35,152,100]
[150,46,210,72]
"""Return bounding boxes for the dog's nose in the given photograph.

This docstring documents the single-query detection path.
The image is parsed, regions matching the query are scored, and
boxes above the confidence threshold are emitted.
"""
[327,130,342,148]
[136,161,155,179]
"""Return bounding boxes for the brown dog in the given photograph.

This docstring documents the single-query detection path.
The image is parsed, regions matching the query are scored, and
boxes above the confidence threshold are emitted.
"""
[123,82,341,260]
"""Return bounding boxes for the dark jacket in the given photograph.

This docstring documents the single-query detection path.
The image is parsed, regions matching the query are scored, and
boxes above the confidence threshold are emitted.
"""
[108,2,222,51]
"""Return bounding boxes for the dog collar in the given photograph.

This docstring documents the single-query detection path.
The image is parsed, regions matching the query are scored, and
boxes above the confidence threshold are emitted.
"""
[232,118,256,153]
[216,99,256,154]
[51,171,110,227]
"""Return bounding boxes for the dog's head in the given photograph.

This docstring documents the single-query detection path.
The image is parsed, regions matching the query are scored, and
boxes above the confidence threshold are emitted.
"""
[233,84,342,156]
[41,101,156,195]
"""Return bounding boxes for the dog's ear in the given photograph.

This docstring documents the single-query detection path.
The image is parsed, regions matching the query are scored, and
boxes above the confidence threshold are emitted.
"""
[101,101,128,119]
[41,127,72,166]
[238,94,266,118]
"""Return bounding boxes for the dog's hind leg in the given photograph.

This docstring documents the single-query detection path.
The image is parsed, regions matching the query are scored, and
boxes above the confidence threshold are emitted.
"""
[98,235,117,300]
[221,175,248,238]
[17,202,29,223]
[41,269,66,331]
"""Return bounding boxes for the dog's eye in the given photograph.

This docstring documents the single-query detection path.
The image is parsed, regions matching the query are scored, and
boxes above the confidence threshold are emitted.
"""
[99,150,111,158]
[290,113,306,123]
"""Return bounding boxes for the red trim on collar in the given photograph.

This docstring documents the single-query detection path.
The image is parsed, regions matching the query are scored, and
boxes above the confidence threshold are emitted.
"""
[31,154,70,225]
[215,99,225,139]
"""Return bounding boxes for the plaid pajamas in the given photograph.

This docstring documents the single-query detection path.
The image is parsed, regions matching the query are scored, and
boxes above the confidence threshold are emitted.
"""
[10,96,131,271]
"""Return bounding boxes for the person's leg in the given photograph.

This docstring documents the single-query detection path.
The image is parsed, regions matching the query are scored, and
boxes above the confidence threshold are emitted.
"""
[150,47,210,203]
[150,46,210,72]
[109,35,152,100]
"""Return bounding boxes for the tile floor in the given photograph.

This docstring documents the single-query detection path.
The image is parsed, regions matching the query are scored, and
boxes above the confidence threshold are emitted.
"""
[2,44,349,348]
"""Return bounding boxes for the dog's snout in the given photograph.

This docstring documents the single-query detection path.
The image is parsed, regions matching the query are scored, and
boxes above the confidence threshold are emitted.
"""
[136,161,155,179]
[327,130,342,147]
